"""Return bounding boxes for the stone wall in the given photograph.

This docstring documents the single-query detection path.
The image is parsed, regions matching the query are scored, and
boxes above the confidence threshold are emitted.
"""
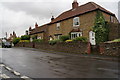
[99,42,120,57]
[15,42,90,54]
[15,42,120,56]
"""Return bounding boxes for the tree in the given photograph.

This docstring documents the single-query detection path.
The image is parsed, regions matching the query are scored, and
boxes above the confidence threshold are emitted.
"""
[21,35,30,40]
[60,35,70,41]
[13,38,21,45]
[93,10,108,44]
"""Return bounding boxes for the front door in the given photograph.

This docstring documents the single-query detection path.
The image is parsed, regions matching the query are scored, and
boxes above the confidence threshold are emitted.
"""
[89,31,96,45]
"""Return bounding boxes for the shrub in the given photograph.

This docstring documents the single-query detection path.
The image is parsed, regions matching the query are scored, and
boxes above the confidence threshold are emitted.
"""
[32,35,37,40]
[60,35,69,42]
[13,38,21,45]
[19,40,30,43]
[49,40,60,45]
[21,35,30,40]
[112,38,120,42]
[65,40,73,43]
[73,37,87,42]
[32,39,43,42]
[93,11,108,44]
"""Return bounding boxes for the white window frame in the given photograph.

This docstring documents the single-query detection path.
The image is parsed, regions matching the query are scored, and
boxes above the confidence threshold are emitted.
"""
[56,23,60,30]
[37,36,42,39]
[73,17,80,27]
[110,16,114,23]
[71,32,82,39]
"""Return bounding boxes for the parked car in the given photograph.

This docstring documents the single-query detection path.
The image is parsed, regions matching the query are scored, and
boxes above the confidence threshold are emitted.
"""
[2,42,12,48]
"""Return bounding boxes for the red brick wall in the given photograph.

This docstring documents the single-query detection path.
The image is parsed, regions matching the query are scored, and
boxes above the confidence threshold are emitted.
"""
[15,42,90,54]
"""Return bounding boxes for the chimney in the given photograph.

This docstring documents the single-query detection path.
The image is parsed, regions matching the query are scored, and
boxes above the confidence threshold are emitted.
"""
[26,30,28,35]
[51,16,54,21]
[35,22,38,28]
[29,26,32,31]
[13,31,17,38]
[10,34,12,37]
[72,0,78,9]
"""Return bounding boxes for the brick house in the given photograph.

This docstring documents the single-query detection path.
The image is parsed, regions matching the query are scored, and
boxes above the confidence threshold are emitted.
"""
[7,31,17,42]
[29,0,119,45]
[29,23,49,41]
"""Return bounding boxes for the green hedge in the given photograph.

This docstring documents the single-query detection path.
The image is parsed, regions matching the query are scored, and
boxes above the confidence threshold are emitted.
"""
[60,35,70,42]
[112,38,120,42]
[73,37,87,42]
[13,38,21,45]
[21,35,30,40]
[49,40,61,45]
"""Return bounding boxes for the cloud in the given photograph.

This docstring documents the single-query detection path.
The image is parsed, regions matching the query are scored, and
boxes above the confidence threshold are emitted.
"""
[0,0,119,38]
[0,4,50,37]
[1,1,71,19]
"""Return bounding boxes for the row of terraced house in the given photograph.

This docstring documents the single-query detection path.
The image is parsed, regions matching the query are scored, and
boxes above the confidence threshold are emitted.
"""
[27,0,119,45]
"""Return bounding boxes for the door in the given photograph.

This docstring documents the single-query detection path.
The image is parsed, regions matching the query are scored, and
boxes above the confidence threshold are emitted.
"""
[89,31,96,45]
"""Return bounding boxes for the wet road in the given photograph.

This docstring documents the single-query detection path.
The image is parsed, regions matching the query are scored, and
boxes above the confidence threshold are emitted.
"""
[0,47,119,78]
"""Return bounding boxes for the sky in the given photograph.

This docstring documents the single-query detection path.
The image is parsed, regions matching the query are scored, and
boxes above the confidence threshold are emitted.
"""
[0,0,119,38]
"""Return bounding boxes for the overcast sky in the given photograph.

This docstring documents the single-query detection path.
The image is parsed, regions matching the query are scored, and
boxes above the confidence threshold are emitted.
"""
[0,0,119,38]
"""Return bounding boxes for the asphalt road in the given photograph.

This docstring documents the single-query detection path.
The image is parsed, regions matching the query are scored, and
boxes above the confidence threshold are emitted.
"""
[0,47,119,78]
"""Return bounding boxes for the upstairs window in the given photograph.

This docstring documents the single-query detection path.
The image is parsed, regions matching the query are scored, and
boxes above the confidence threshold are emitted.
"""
[110,16,114,23]
[56,23,60,30]
[73,17,80,27]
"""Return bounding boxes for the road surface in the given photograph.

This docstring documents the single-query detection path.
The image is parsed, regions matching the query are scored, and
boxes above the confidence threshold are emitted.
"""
[0,47,119,78]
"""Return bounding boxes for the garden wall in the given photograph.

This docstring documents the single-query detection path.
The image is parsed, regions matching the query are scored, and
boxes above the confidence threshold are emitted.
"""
[15,42,91,54]
[15,42,120,57]
[99,42,120,57]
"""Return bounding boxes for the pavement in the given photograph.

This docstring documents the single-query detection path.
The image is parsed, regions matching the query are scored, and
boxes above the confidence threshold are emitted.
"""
[0,47,120,79]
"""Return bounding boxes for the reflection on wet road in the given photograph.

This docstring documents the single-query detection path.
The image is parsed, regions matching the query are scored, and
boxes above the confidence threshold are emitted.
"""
[1,48,119,78]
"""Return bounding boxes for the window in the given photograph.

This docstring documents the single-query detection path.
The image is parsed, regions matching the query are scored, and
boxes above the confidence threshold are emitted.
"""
[56,23,60,30]
[110,16,114,22]
[54,34,62,40]
[37,36,42,39]
[71,32,82,39]
[73,17,80,27]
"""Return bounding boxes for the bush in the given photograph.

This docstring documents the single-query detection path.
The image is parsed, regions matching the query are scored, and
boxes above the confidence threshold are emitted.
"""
[65,40,73,43]
[32,39,43,42]
[13,38,21,45]
[73,37,87,42]
[49,40,60,45]
[21,35,30,40]
[60,35,69,42]
[112,38,120,42]
[20,40,30,43]
[32,35,37,40]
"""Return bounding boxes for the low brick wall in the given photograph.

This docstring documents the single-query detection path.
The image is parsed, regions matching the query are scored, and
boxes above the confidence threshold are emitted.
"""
[15,42,120,56]
[99,42,120,56]
[15,42,90,54]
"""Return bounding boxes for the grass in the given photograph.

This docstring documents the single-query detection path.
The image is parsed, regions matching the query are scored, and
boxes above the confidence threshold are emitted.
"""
[112,38,120,42]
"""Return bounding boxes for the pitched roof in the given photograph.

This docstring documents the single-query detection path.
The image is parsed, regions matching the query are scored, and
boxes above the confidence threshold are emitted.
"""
[49,2,115,24]
[29,24,47,35]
